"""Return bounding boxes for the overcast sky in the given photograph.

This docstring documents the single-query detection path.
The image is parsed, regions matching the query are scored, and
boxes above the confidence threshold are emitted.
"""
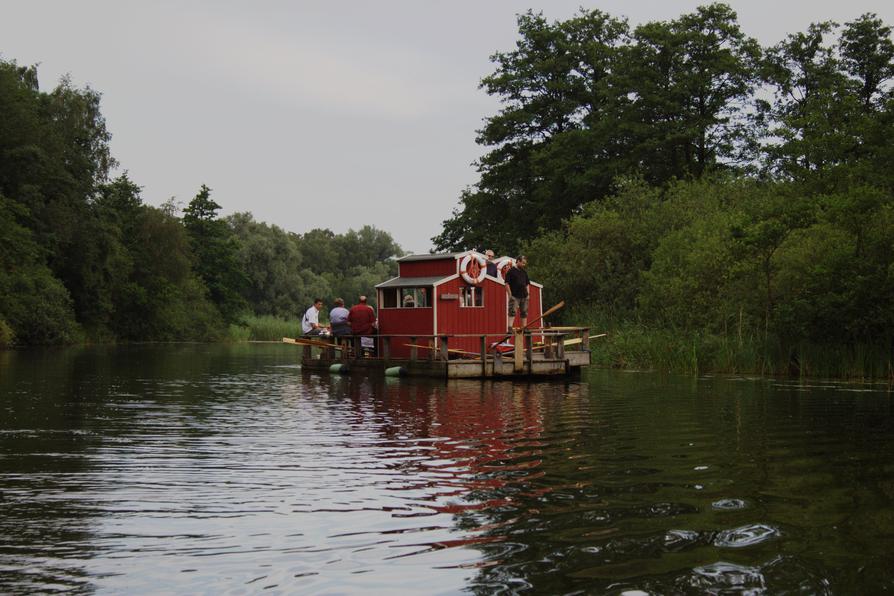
[3,1,893,253]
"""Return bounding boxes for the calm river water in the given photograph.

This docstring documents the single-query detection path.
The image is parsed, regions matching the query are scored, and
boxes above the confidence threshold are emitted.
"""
[1,344,893,594]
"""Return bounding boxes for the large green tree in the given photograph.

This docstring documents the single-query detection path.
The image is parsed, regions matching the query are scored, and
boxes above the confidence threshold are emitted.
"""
[434,9,628,254]
[226,212,309,318]
[760,15,894,192]
[0,60,118,342]
[435,3,760,254]
[182,185,247,323]
[0,193,79,344]
[613,4,761,182]
[97,176,221,341]
[1,58,401,345]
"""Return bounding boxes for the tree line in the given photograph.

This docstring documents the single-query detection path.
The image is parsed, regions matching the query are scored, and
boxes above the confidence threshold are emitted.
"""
[0,59,401,346]
[434,4,894,374]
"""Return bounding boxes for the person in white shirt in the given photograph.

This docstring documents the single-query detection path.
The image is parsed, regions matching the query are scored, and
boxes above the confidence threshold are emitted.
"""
[302,299,325,336]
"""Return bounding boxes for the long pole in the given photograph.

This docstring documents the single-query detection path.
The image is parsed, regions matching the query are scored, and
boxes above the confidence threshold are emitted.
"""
[492,300,565,350]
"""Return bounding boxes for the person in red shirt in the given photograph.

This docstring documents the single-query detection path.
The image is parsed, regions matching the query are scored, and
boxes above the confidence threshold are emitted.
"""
[348,295,377,335]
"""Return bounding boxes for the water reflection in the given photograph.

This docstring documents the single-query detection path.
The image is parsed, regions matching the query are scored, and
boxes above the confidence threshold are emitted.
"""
[1,346,894,593]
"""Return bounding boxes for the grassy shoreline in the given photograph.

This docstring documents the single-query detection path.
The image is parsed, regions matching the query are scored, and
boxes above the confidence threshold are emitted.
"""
[7,313,891,381]
[579,320,893,380]
[228,315,305,342]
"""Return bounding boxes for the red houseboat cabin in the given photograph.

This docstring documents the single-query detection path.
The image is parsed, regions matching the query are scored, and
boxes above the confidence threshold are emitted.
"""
[375,251,543,358]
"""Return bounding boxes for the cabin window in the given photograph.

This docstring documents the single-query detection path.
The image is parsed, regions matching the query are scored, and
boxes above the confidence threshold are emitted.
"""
[381,287,432,308]
[460,286,484,307]
[400,287,430,308]
[382,288,398,308]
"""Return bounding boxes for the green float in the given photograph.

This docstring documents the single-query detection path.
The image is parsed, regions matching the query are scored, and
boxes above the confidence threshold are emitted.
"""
[384,366,406,377]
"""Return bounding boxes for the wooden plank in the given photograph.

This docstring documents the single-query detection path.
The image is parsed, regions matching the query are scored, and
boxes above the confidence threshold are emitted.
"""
[526,332,533,371]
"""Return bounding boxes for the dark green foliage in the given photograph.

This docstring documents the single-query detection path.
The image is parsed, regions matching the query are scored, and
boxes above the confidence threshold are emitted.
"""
[0,55,229,345]
[183,185,248,323]
[227,214,402,317]
[435,3,761,255]
[114,202,223,341]
[0,194,79,344]
[524,176,894,376]
[226,212,307,319]
[4,3,894,375]
[435,5,894,376]
[1,58,400,345]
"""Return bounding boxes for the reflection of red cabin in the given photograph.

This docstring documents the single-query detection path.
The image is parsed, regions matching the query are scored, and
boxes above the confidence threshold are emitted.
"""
[375,251,543,358]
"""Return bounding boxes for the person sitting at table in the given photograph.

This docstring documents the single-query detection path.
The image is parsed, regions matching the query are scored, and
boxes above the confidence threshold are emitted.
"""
[301,298,327,336]
[329,298,351,337]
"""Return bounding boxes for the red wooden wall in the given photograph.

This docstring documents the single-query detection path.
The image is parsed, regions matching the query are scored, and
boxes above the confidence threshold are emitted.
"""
[398,258,458,278]
[524,285,543,329]
[435,277,507,355]
[377,303,435,359]
[433,279,543,355]
[376,253,545,360]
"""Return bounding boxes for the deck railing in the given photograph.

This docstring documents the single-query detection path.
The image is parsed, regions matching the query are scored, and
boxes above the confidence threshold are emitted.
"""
[299,328,591,369]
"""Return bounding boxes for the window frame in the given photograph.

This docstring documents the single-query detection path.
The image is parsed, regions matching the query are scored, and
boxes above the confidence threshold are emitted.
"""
[460,285,485,308]
[380,286,432,309]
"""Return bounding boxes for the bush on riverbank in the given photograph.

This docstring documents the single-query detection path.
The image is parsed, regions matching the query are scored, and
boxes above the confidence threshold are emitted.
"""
[0,320,13,347]
[524,175,894,379]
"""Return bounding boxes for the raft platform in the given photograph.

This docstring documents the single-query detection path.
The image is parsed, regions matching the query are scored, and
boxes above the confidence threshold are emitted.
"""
[284,329,591,379]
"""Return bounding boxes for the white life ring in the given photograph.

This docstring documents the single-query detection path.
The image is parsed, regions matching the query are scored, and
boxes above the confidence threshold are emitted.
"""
[459,253,487,285]
[495,257,515,282]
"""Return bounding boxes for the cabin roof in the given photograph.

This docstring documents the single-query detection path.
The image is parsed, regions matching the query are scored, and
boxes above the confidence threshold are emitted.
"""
[375,275,452,289]
[396,252,464,262]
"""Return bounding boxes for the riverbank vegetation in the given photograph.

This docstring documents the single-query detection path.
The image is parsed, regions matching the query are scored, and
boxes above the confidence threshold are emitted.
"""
[4,5,894,379]
[0,60,401,346]
[435,5,894,378]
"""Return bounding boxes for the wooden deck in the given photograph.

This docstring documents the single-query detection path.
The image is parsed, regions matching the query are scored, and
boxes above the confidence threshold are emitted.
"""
[287,329,591,379]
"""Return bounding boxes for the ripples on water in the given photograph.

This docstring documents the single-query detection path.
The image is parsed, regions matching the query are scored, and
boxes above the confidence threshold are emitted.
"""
[1,345,893,594]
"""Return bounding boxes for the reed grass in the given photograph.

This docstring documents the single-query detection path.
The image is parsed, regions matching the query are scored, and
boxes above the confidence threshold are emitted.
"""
[228,315,302,342]
[566,307,893,379]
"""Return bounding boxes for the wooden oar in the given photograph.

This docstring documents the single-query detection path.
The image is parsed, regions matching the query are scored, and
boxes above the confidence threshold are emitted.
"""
[532,333,606,351]
[527,300,565,329]
[404,342,480,357]
[282,337,347,351]
[491,300,565,350]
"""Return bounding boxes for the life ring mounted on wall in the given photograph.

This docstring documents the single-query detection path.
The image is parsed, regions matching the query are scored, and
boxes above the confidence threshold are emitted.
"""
[495,257,515,282]
[459,253,487,285]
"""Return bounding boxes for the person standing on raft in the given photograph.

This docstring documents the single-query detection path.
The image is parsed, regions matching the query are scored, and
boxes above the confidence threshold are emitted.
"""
[348,295,377,335]
[484,249,498,277]
[504,255,530,332]
[348,295,377,356]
